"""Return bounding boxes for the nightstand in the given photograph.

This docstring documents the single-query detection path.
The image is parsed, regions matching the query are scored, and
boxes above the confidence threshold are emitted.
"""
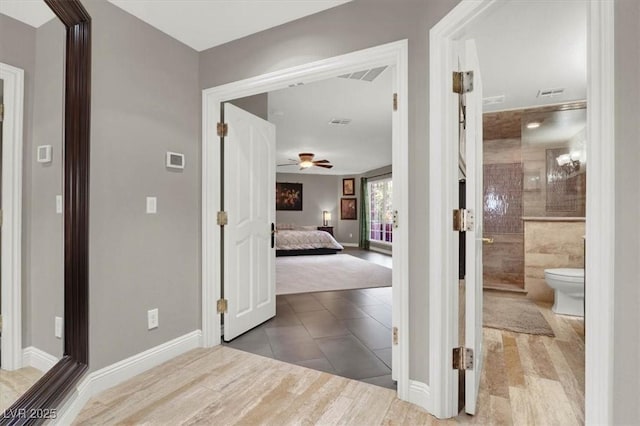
[317,226,334,237]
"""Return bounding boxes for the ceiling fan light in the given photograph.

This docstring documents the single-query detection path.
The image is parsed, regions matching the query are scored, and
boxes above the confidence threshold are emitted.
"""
[300,160,313,168]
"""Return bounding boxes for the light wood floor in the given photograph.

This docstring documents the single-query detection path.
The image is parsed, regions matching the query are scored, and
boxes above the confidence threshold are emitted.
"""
[0,366,43,412]
[75,293,584,425]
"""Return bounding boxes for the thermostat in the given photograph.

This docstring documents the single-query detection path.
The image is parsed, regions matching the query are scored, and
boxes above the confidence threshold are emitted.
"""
[37,145,52,163]
[166,151,185,169]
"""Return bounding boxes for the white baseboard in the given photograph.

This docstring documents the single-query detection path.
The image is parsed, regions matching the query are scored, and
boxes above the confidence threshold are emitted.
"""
[22,346,58,372]
[339,242,358,247]
[369,245,392,255]
[55,330,202,425]
[408,380,431,412]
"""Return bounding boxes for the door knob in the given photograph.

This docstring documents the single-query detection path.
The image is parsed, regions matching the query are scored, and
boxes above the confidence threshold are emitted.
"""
[482,237,494,244]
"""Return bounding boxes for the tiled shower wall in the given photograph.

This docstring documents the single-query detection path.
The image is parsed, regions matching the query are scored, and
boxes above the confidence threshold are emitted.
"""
[482,105,586,290]
[483,138,525,288]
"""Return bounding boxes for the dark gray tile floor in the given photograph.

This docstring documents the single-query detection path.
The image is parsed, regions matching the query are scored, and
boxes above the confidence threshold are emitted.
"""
[224,284,396,390]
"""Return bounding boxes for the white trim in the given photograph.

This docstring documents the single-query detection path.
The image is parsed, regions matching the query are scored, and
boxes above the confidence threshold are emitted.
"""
[202,40,411,401]
[55,330,202,424]
[0,62,24,371]
[369,245,392,256]
[585,2,615,424]
[21,347,58,372]
[428,0,614,421]
[407,380,431,413]
[339,242,359,247]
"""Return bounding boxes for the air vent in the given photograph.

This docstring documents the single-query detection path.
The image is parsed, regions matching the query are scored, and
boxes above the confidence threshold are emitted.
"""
[328,118,352,125]
[337,66,388,82]
[483,95,506,106]
[537,88,564,98]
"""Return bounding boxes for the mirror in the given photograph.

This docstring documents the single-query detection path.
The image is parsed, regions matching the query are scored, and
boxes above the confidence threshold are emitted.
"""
[1,0,91,417]
[0,10,65,411]
[521,105,587,218]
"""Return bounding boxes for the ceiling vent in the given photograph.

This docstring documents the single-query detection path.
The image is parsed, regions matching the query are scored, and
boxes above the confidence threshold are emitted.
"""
[537,88,564,98]
[328,118,352,125]
[338,66,388,82]
[483,95,506,106]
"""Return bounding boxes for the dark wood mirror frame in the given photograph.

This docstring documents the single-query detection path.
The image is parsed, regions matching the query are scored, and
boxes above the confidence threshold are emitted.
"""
[1,0,90,423]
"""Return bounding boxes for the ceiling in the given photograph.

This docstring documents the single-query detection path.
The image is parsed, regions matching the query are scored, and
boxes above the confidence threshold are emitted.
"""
[0,0,349,51]
[463,0,587,112]
[269,67,392,176]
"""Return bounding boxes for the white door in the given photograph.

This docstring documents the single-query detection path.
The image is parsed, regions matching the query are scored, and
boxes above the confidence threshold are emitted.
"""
[223,103,276,341]
[458,39,484,415]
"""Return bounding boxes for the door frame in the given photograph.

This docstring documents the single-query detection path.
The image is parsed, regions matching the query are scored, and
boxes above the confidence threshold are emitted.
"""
[428,0,614,422]
[0,62,24,371]
[202,40,410,400]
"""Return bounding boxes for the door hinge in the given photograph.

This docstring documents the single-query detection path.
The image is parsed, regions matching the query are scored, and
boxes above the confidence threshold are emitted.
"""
[217,298,228,314]
[0,103,4,122]
[217,122,228,137]
[392,327,398,345]
[393,93,398,111]
[453,71,474,94]
[453,347,474,370]
[217,211,228,226]
[453,208,474,232]
[0,209,3,228]
[392,210,399,229]
[0,314,3,329]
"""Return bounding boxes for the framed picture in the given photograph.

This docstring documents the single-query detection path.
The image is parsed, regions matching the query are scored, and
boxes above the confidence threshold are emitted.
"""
[342,178,355,196]
[276,182,303,211]
[340,198,357,220]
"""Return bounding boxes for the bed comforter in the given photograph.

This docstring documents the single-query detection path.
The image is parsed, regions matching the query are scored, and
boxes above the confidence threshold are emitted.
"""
[275,230,344,251]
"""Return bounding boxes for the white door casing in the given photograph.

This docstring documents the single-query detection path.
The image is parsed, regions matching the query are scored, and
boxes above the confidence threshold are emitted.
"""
[202,40,410,402]
[458,39,484,415]
[223,103,276,341]
[0,62,24,371]
[430,1,614,422]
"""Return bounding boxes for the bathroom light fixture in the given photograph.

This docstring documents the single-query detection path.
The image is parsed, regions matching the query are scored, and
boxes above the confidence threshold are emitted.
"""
[526,121,541,129]
[322,211,331,226]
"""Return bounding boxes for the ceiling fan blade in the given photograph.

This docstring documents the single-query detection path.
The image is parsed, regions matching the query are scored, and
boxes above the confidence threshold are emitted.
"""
[313,159,330,164]
[277,164,298,167]
[315,164,334,169]
[288,159,299,162]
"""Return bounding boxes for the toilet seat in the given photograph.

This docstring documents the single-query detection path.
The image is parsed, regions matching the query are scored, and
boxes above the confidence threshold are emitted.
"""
[545,268,584,283]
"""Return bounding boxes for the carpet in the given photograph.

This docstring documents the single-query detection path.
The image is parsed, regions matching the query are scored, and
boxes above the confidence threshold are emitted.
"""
[483,294,555,336]
[276,254,392,295]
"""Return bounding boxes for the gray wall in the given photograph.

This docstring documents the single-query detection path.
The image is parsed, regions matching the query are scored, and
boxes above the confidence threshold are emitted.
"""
[0,14,37,350]
[276,173,340,231]
[0,14,65,358]
[84,0,201,371]
[29,17,65,358]
[227,94,268,121]
[199,0,457,383]
[613,1,640,423]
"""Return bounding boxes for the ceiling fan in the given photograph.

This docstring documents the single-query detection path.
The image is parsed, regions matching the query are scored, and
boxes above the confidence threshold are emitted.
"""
[277,153,334,170]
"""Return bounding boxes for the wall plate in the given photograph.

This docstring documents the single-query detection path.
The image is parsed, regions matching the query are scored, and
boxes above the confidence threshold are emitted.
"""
[37,145,52,163]
[166,151,185,169]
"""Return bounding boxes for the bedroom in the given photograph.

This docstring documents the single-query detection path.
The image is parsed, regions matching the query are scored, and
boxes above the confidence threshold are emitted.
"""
[224,65,397,389]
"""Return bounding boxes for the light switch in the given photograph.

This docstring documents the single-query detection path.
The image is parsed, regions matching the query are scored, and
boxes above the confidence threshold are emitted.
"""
[146,197,157,214]
[56,195,63,214]
[54,316,63,338]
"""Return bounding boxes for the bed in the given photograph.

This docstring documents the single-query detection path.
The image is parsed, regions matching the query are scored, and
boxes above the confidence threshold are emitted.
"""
[275,226,344,257]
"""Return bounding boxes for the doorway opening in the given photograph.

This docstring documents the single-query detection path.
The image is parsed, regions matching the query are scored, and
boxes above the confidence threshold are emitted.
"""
[223,66,395,389]
[0,63,24,373]
[202,40,410,400]
[429,0,613,422]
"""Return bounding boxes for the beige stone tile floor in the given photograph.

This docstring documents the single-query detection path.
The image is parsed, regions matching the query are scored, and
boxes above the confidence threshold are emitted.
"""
[0,366,43,412]
[73,292,583,425]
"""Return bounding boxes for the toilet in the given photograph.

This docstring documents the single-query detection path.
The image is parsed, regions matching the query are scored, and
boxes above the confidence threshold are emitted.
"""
[544,268,585,317]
